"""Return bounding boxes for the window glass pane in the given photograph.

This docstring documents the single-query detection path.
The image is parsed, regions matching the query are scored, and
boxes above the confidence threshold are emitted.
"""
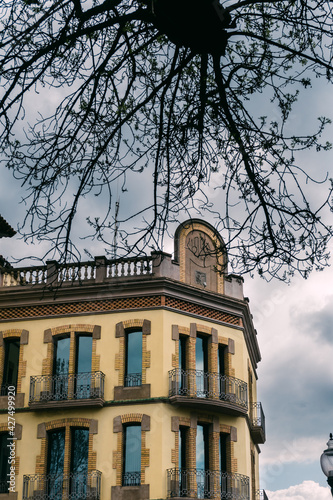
[220,434,227,472]
[47,430,65,500]
[196,336,208,397]
[54,337,70,375]
[179,337,187,371]
[76,336,92,374]
[125,331,142,386]
[0,433,10,493]
[218,346,226,399]
[75,336,92,398]
[196,425,209,499]
[70,428,89,497]
[71,428,89,473]
[2,339,20,388]
[218,346,226,376]
[196,425,205,471]
[123,425,141,486]
[196,336,208,372]
[53,337,70,400]
[47,430,65,475]
[179,427,187,469]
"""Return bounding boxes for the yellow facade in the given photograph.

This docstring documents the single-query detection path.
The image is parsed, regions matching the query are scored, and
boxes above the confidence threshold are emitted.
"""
[0,220,267,500]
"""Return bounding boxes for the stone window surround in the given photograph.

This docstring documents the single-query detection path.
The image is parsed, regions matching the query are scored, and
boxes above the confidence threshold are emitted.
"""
[0,422,22,500]
[0,329,28,409]
[114,320,151,401]
[171,415,237,474]
[112,413,150,500]
[36,418,98,476]
[42,324,101,377]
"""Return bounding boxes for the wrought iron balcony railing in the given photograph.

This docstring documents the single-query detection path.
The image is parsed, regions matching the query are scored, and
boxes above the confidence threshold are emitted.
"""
[167,468,250,500]
[122,471,141,486]
[29,371,105,404]
[0,383,16,396]
[124,372,142,387]
[22,470,101,500]
[250,402,265,430]
[169,369,248,409]
[250,402,266,444]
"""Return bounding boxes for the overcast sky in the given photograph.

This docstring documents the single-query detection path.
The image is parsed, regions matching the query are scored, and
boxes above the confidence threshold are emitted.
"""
[1,37,333,500]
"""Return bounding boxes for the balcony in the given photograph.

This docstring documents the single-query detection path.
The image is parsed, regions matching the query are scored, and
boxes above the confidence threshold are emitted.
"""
[169,369,248,415]
[22,470,101,500]
[29,372,105,409]
[250,402,266,444]
[124,373,142,387]
[123,471,141,486]
[167,469,250,500]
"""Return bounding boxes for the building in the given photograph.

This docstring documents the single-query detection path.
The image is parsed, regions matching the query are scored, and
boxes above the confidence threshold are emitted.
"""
[0,215,16,240]
[0,219,267,500]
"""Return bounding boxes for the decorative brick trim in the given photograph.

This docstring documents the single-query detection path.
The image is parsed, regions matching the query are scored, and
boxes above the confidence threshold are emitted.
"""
[0,296,161,321]
[35,418,98,475]
[194,324,212,335]
[165,297,240,325]
[230,441,237,473]
[178,326,190,335]
[171,431,178,466]
[179,417,191,427]
[0,295,241,327]
[112,414,150,487]
[0,329,28,396]
[121,319,146,330]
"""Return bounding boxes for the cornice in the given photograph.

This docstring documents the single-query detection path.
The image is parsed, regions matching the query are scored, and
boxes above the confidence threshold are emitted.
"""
[0,275,261,370]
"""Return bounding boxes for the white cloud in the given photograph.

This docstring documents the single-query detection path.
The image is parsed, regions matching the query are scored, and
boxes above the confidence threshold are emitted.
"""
[266,480,332,500]
[260,437,325,467]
